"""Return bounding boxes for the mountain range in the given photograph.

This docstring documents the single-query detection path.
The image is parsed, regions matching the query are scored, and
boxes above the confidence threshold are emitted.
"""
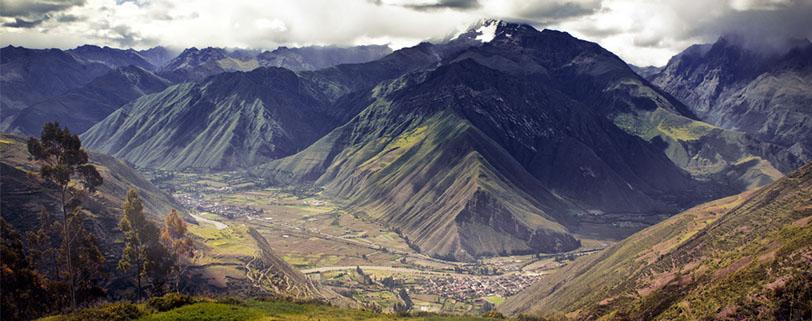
[0,44,395,137]
[1,15,812,320]
[4,65,171,136]
[76,21,802,261]
[249,21,786,260]
[2,20,810,264]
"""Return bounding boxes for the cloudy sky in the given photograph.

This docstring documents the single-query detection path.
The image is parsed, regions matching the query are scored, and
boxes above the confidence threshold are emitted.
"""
[1,0,811,66]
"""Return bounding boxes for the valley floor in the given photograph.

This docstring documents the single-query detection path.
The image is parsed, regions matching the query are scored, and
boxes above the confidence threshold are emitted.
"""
[144,170,610,314]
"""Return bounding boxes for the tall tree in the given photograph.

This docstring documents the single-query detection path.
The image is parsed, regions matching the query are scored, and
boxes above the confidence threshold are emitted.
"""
[27,122,104,310]
[118,189,172,301]
[161,209,196,292]
[1,218,53,321]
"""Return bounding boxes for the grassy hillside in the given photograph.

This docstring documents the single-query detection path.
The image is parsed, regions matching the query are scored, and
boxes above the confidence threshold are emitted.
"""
[0,133,178,230]
[500,162,812,320]
[40,298,507,321]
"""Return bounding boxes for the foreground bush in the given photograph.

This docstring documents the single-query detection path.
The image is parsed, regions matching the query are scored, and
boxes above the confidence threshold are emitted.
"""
[146,293,196,312]
[67,302,142,321]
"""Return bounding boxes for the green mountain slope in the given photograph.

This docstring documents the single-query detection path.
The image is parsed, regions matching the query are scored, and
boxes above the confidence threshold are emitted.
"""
[81,67,337,170]
[500,162,812,320]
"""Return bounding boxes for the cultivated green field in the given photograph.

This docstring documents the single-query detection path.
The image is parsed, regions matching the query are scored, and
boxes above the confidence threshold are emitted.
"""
[40,299,510,321]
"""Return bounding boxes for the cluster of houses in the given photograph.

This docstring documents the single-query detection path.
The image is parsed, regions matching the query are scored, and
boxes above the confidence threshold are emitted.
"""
[416,274,540,301]
[174,192,264,219]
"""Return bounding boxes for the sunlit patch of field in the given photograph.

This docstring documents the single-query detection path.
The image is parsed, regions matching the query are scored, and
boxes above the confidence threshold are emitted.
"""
[482,295,504,305]
[354,290,401,309]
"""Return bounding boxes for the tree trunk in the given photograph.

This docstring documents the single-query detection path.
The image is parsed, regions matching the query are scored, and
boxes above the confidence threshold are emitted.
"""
[61,187,76,310]
[136,250,143,302]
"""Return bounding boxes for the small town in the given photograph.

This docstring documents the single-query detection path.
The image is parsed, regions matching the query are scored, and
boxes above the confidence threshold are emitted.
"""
[415,273,541,301]
[174,192,264,219]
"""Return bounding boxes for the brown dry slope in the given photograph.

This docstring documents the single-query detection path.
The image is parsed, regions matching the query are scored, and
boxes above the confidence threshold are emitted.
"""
[500,162,812,320]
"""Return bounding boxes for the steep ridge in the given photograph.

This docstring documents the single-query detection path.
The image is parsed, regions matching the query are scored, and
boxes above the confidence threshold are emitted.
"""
[500,161,812,320]
[4,66,171,136]
[81,67,336,170]
[254,22,782,261]
[652,36,812,170]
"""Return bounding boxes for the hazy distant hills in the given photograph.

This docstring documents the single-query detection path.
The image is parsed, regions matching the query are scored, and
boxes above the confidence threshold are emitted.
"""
[254,21,784,260]
[68,44,157,70]
[629,64,662,78]
[258,45,392,71]
[0,46,110,115]
[651,36,812,171]
[501,161,812,320]
[157,45,392,82]
[4,66,171,136]
[157,47,257,82]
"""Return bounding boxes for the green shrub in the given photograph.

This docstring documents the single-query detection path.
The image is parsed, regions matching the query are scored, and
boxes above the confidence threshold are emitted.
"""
[70,302,142,321]
[214,296,247,306]
[147,293,195,312]
[482,311,506,319]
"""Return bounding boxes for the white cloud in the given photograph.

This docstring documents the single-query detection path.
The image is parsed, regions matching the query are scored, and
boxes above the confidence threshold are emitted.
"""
[0,0,810,66]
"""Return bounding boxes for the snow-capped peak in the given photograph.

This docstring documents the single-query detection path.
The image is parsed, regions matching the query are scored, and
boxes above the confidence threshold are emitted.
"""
[443,19,504,44]
[474,19,499,43]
